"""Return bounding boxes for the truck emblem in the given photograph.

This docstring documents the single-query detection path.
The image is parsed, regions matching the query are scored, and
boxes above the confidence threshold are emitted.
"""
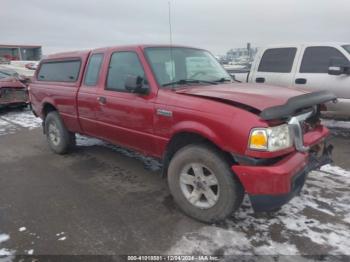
[156,109,173,117]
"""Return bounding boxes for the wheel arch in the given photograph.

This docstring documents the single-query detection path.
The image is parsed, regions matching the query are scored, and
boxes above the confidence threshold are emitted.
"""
[42,102,57,119]
[41,102,58,134]
[162,130,235,177]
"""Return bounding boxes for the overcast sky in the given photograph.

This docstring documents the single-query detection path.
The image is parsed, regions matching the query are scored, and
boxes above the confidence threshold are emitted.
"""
[1,0,349,55]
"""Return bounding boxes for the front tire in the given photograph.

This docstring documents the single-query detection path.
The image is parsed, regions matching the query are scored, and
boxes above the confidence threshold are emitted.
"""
[44,111,75,154]
[167,144,244,223]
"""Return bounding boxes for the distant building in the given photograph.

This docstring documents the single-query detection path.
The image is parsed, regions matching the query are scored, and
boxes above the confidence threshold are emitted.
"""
[0,44,42,62]
[226,43,257,61]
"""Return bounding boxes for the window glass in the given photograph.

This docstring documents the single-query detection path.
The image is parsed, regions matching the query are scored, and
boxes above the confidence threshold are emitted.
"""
[186,56,222,79]
[38,60,81,82]
[258,48,297,73]
[342,45,350,55]
[0,70,12,79]
[106,52,145,92]
[300,46,348,73]
[145,47,230,87]
[84,54,103,86]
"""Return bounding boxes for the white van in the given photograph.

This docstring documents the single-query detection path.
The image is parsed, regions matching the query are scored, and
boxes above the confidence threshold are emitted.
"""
[234,43,350,119]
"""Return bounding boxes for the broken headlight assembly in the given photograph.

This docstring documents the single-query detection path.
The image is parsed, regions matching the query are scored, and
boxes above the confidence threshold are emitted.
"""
[249,124,293,152]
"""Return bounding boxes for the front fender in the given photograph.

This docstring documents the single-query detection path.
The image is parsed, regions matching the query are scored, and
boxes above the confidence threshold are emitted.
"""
[170,120,225,148]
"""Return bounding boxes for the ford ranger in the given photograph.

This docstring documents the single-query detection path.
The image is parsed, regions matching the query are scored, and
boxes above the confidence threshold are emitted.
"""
[29,45,335,223]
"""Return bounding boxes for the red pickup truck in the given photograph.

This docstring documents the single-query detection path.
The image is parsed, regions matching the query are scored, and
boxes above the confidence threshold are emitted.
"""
[29,45,335,223]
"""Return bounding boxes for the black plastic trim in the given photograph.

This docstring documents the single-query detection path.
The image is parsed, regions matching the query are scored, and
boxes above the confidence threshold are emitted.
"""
[260,90,337,120]
[231,153,282,166]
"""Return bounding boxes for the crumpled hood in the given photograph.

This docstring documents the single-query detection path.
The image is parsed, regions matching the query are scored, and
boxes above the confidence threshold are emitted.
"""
[175,83,308,112]
[0,76,27,89]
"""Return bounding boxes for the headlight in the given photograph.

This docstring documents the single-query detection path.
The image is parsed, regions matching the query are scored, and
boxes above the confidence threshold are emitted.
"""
[249,124,292,152]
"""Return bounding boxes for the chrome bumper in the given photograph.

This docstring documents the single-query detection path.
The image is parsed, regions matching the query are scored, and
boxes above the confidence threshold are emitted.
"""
[288,110,314,152]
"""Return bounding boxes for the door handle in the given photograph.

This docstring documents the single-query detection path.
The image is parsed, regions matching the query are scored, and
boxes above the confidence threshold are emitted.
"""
[97,96,107,105]
[295,78,307,84]
[256,77,265,83]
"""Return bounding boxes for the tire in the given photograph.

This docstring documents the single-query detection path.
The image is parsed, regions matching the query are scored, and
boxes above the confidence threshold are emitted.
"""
[44,111,75,154]
[167,144,244,223]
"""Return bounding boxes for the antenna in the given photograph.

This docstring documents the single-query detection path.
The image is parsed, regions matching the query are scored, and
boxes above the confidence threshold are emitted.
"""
[168,0,175,87]
[168,1,173,46]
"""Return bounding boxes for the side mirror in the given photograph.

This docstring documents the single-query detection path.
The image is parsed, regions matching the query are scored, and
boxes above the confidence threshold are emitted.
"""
[328,58,350,75]
[125,75,149,94]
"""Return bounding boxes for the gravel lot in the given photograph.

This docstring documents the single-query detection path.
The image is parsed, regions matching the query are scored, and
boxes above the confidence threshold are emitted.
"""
[0,108,349,260]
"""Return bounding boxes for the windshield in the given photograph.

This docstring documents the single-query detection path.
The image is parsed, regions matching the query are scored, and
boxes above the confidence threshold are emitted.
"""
[342,45,350,55]
[0,70,12,79]
[145,47,231,87]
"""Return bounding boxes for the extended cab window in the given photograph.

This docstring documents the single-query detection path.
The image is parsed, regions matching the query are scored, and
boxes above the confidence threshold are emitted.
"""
[300,46,348,73]
[106,52,145,92]
[258,48,297,73]
[38,60,81,82]
[84,53,104,86]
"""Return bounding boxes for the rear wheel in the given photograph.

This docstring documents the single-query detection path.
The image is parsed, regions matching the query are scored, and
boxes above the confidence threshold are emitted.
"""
[44,111,75,154]
[167,144,244,223]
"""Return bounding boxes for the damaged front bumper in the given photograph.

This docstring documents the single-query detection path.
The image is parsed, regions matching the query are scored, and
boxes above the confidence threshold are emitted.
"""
[0,88,29,107]
[232,141,333,212]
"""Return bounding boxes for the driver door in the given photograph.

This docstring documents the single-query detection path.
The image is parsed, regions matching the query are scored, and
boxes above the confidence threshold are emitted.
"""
[292,45,350,100]
[95,48,157,155]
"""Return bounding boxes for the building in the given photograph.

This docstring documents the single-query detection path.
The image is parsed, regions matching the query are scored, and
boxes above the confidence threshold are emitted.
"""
[0,44,42,62]
[226,43,258,62]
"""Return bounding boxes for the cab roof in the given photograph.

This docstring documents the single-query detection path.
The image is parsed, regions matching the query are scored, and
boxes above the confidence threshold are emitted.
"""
[43,44,205,60]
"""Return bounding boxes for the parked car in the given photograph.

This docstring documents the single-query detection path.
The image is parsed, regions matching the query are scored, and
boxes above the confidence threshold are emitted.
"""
[25,62,39,70]
[0,57,10,65]
[231,43,350,119]
[0,67,29,109]
[29,45,335,223]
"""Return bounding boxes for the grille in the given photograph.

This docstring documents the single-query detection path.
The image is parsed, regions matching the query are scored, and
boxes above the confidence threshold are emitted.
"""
[0,88,28,104]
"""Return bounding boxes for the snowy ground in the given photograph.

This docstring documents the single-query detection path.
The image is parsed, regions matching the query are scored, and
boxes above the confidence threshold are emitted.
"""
[0,109,42,136]
[168,166,350,256]
[322,119,350,138]
[0,108,349,258]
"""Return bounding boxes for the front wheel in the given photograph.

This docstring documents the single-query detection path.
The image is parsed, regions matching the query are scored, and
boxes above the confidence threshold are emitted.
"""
[44,111,75,154]
[167,144,244,223]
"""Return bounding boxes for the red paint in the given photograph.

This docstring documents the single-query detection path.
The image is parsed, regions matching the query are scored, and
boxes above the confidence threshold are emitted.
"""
[232,152,308,195]
[0,76,29,106]
[29,45,330,197]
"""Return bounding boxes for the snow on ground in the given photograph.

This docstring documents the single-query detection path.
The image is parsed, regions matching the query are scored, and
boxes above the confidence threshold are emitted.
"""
[168,168,350,256]
[18,227,26,232]
[76,134,162,171]
[322,119,350,138]
[321,164,350,178]
[0,109,350,257]
[0,111,42,130]
[0,109,42,136]
[0,232,14,257]
[322,119,350,130]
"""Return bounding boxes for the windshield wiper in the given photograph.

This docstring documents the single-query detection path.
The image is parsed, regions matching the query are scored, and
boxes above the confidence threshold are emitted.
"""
[162,79,218,87]
[214,77,232,83]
